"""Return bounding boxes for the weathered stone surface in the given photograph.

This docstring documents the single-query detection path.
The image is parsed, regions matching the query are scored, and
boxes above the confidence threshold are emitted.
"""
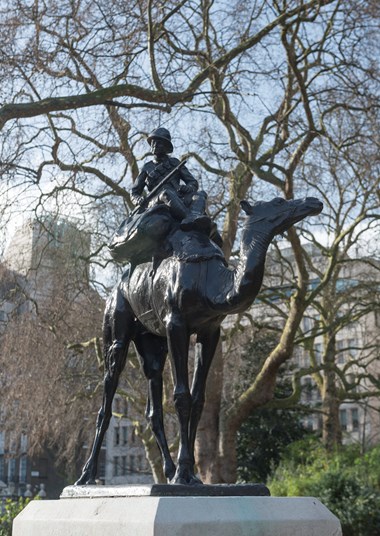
[13,495,342,536]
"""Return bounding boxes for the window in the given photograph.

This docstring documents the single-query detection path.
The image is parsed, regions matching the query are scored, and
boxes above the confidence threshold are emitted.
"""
[122,426,128,446]
[8,458,16,482]
[19,456,27,483]
[121,456,127,476]
[314,343,322,365]
[296,350,306,367]
[8,433,17,454]
[98,457,105,479]
[293,349,304,367]
[351,408,359,431]
[113,457,119,477]
[340,409,347,431]
[52,221,66,246]
[129,455,135,473]
[303,317,312,333]
[20,434,27,454]
[336,279,359,292]
[114,427,120,446]
[0,455,4,481]
[0,432,4,455]
[317,415,323,430]
[304,378,313,402]
[138,455,143,472]
[348,339,358,358]
[113,398,121,415]
[305,417,313,431]
[375,310,380,328]
[337,340,345,364]
[123,399,128,417]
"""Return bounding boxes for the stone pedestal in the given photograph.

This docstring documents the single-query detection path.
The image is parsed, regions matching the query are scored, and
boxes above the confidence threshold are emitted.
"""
[13,484,342,536]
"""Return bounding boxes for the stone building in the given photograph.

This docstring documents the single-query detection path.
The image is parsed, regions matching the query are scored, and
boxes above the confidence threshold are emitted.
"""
[100,394,152,485]
[249,244,380,447]
[0,216,151,500]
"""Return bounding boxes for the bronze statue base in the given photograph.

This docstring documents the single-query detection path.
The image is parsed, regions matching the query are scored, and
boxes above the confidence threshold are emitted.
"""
[61,482,270,499]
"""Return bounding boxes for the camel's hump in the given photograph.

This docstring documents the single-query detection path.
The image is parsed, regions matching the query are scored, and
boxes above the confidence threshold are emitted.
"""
[172,232,226,264]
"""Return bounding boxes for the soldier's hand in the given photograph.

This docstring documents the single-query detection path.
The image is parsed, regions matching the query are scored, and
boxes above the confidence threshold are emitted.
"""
[132,195,144,206]
[179,184,195,195]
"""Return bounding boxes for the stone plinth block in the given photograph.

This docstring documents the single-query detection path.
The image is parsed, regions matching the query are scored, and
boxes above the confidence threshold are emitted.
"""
[13,485,342,536]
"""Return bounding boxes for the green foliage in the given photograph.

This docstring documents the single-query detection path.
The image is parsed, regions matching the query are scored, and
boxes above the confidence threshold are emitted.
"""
[0,498,31,536]
[312,471,380,536]
[237,405,309,483]
[236,348,311,484]
[268,439,380,536]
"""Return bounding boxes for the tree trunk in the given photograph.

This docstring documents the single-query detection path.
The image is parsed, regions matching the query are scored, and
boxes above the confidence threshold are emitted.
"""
[218,416,238,483]
[194,341,224,483]
[140,428,166,483]
[321,334,342,450]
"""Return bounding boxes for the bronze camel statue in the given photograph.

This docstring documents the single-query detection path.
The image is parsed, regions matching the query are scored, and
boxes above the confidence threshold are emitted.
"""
[75,196,323,485]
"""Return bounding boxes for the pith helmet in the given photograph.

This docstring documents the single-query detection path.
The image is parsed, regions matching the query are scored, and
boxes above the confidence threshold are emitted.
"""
[147,127,173,153]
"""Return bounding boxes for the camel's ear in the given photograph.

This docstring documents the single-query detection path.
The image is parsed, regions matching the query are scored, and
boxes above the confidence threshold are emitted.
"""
[240,200,254,215]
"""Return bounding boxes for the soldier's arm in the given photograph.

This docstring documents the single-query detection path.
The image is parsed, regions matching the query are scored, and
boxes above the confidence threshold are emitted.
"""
[131,166,148,203]
[178,162,198,193]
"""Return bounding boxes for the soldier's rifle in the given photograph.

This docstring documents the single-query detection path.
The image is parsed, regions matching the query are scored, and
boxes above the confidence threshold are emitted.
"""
[129,159,188,218]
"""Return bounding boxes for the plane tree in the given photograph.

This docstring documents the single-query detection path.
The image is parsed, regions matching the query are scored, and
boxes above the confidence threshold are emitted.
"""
[0,0,379,482]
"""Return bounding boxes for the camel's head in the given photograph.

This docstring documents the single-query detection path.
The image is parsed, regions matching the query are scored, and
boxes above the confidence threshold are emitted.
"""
[240,197,323,236]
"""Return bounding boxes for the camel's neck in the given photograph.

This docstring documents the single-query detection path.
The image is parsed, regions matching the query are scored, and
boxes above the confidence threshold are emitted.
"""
[224,221,273,313]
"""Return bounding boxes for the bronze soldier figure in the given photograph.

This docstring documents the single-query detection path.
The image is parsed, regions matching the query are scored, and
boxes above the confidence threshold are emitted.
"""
[131,127,211,233]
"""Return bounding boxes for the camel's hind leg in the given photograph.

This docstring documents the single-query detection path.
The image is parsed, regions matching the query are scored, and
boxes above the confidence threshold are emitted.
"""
[133,329,176,481]
[75,281,134,485]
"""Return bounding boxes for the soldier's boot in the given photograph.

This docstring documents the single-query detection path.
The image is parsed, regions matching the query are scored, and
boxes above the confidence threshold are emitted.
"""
[180,191,212,234]
[210,222,224,249]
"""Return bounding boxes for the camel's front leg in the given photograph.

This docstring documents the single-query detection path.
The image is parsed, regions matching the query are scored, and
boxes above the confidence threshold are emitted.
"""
[166,311,198,484]
[189,326,221,461]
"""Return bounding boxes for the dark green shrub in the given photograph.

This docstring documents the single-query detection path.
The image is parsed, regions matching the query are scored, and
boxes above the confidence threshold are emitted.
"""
[237,407,309,483]
[268,440,380,536]
[309,469,380,536]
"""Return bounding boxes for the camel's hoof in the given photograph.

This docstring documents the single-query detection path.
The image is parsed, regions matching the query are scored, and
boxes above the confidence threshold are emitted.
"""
[171,476,187,485]
[170,475,203,486]
[165,464,176,483]
[74,475,96,486]
[188,475,203,486]
[170,466,203,486]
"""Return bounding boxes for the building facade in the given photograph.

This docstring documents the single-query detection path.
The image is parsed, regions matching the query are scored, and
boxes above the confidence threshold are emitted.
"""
[258,244,380,447]
[0,216,151,500]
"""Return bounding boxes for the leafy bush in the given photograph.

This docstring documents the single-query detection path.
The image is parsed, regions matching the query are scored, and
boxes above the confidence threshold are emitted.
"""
[236,370,311,484]
[0,498,31,536]
[237,406,309,483]
[310,470,380,536]
[268,439,380,536]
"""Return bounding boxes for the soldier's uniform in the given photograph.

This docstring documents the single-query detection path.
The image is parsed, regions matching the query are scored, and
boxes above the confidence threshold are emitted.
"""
[131,128,210,232]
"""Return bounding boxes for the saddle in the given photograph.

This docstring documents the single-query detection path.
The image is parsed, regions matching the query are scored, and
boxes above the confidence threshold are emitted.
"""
[171,232,226,264]
[109,204,225,267]
[108,205,174,264]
